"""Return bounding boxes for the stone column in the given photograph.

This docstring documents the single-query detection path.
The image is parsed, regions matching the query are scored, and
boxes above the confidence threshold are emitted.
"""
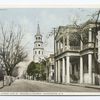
[59,41,61,50]
[66,56,70,84]
[80,56,83,83]
[88,28,92,48]
[80,34,83,50]
[55,61,58,83]
[58,41,59,50]
[89,28,92,42]
[67,29,70,50]
[48,66,51,82]
[63,36,65,51]
[58,60,61,83]
[55,42,57,53]
[62,57,65,84]
[88,53,92,84]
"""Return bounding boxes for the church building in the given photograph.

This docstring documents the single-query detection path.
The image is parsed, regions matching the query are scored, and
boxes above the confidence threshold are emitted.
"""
[33,24,44,63]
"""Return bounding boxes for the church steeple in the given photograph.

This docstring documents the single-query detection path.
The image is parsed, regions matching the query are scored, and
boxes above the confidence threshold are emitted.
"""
[37,24,40,35]
[33,24,44,63]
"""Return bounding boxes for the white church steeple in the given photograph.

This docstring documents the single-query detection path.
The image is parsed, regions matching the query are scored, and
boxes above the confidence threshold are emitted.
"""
[37,24,40,35]
[33,24,44,63]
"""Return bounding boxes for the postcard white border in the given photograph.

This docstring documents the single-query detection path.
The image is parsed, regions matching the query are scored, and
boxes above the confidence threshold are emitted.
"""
[0,3,100,96]
[0,3,99,8]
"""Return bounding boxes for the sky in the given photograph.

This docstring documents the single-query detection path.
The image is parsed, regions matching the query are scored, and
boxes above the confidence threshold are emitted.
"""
[0,8,98,60]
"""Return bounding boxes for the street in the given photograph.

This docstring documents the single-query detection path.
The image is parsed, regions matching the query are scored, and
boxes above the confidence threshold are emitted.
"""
[0,79,100,92]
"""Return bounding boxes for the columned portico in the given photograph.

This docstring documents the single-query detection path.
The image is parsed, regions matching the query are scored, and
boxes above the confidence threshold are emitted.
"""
[66,56,70,84]
[54,21,99,85]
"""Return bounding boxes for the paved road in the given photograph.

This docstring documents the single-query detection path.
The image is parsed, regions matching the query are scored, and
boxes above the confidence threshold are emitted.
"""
[0,79,100,92]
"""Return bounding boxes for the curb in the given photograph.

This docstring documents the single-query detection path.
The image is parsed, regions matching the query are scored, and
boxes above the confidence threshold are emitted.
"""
[70,83,100,90]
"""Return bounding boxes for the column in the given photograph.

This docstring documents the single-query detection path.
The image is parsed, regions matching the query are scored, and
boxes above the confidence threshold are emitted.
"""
[88,53,92,84]
[89,28,92,42]
[59,41,61,50]
[48,66,51,82]
[66,56,70,84]
[58,42,59,50]
[63,36,65,51]
[55,61,58,83]
[80,56,83,83]
[80,34,83,50]
[67,29,70,50]
[88,28,92,48]
[58,60,61,83]
[58,41,61,54]
[62,57,65,84]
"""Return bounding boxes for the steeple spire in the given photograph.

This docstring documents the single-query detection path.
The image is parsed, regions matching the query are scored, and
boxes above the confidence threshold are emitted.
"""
[33,23,44,63]
[37,24,40,35]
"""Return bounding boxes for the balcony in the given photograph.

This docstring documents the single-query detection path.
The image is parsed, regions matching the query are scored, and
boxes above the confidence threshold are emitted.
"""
[55,42,97,56]
[66,46,80,51]
[55,46,80,56]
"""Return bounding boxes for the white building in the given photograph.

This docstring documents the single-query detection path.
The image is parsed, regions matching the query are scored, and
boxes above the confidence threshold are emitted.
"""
[33,24,44,63]
[54,20,100,85]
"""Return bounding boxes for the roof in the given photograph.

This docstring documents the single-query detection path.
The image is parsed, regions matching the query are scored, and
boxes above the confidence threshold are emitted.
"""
[55,19,100,39]
[35,24,42,36]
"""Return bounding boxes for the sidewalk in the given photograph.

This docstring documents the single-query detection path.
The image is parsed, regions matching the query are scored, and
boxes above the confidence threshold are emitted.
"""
[69,83,100,90]
[44,81,100,90]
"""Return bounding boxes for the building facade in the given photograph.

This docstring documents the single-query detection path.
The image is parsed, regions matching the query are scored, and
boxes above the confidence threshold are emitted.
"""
[54,20,100,85]
[46,54,54,82]
[33,24,44,63]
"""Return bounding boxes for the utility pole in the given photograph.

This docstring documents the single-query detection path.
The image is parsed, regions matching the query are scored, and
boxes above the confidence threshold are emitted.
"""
[53,28,56,56]
[53,28,57,83]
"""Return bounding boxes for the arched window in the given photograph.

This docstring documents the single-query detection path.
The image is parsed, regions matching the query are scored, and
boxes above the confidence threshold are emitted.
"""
[38,37,40,39]
[39,51,40,54]
[35,51,37,54]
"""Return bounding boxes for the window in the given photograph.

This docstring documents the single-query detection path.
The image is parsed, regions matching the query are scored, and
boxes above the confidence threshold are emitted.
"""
[38,44,40,46]
[35,51,37,54]
[39,51,40,54]
[38,37,40,39]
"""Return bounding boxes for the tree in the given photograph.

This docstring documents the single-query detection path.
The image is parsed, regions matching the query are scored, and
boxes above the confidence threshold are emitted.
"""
[40,59,46,80]
[27,61,41,80]
[0,23,27,78]
[27,59,46,81]
[27,61,36,78]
